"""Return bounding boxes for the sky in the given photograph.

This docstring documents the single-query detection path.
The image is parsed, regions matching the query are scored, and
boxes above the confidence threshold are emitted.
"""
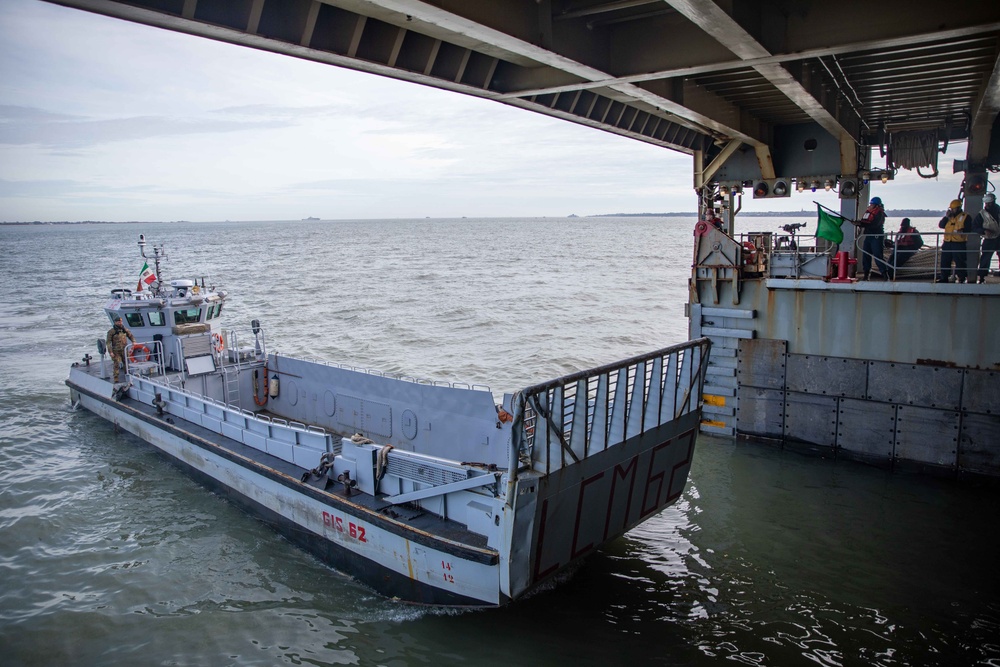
[0,0,972,222]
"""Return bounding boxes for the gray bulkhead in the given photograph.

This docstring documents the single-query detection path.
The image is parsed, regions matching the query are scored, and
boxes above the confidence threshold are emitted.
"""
[263,355,510,466]
[690,270,1000,477]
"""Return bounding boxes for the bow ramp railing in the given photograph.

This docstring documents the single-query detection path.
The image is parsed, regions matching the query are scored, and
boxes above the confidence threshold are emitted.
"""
[510,338,711,476]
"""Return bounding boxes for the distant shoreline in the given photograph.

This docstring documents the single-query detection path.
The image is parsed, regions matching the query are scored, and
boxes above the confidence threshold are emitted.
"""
[591,209,944,218]
[1,209,945,225]
[0,220,172,226]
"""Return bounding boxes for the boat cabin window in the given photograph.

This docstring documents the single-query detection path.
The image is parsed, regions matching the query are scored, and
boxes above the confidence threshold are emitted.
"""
[206,304,216,320]
[173,307,202,324]
[215,303,224,318]
[124,313,144,327]
[147,311,165,326]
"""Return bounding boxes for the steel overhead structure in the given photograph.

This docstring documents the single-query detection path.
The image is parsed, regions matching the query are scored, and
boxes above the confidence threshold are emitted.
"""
[45,0,1000,178]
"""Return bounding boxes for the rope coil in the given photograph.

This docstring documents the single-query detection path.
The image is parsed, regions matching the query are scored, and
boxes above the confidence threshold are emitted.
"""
[888,130,941,178]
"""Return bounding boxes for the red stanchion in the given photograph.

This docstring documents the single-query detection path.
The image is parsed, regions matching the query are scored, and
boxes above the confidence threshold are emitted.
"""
[830,251,856,283]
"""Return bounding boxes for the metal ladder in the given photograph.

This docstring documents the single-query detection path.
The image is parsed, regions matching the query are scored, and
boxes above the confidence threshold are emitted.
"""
[222,364,241,408]
[689,303,757,437]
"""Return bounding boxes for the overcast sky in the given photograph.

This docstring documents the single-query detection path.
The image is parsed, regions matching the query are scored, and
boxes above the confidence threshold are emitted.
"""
[0,0,972,222]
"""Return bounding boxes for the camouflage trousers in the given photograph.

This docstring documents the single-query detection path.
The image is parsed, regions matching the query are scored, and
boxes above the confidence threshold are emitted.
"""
[111,350,126,383]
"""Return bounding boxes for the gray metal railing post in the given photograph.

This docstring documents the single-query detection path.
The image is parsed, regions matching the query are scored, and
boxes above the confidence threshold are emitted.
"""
[512,338,711,480]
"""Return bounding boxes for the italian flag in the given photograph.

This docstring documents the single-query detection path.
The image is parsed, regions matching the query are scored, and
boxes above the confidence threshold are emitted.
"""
[137,261,156,290]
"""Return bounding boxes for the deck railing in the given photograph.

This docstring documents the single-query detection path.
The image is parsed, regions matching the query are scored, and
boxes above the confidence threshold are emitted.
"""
[509,338,711,479]
[853,230,977,281]
[734,229,989,283]
[124,339,166,377]
[128,373,335,468]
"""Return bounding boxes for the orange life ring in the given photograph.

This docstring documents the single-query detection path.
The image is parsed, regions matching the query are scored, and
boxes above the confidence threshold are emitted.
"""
[212,332,224,353]
[742,241,758,265]
[129,344,151,363]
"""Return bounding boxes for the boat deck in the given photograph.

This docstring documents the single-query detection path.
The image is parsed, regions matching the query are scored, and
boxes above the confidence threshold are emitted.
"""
[69,359,493,554]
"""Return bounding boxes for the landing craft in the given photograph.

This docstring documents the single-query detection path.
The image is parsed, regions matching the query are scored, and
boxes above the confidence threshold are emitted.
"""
[68,235,710,605]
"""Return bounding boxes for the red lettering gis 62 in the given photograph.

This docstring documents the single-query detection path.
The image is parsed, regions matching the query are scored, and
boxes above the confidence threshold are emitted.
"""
[322,511,367,543]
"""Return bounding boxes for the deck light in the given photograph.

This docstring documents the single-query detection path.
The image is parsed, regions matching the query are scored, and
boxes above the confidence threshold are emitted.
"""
[839,179,858,199]
[964,171,988,196]
[752,179,790,198]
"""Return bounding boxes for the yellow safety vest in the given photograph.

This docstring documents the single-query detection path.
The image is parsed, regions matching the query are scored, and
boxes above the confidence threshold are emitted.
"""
[943,213,968,242]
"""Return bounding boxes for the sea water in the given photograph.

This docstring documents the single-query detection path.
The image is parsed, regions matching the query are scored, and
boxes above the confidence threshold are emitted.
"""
[0,218,996,666]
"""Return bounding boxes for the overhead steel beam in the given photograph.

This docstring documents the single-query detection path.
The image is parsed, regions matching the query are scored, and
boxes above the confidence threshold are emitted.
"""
[40,0,1000,168]
[663,0,858,144]
[496,22,1000,101]
[695,138,742,188]
[755,145,775,180]
[334,0,764,145]
[46,0,764,149]
[553,0,662,21]
[968,51,1000,163]
[43,0,714,154]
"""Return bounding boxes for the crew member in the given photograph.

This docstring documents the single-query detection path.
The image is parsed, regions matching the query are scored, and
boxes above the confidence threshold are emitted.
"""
[106,316,136,384]
[972,192,1000,284]
[886,218,923,280]
[858,196,888,280]
[937,199,971,283]
[709,209,724,230]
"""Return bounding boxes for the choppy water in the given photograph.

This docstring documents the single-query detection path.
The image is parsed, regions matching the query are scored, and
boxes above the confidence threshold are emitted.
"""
[1,218,997,667]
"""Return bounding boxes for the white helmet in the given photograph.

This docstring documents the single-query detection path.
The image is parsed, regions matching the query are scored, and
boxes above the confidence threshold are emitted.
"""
[985,192,996,204]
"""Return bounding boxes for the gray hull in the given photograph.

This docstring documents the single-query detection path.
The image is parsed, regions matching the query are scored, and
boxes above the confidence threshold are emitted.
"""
[69,336,709,605]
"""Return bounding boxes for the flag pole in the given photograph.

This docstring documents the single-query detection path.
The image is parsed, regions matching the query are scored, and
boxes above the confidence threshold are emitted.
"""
[813,200,857,223]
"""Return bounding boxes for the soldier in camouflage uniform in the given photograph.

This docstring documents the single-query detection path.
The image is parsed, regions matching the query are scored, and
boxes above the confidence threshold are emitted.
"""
[106,316,136,383]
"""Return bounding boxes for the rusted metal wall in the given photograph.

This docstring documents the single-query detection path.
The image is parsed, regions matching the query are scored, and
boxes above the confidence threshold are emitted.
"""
[691,277,1000,476]
[736,342,1000,476]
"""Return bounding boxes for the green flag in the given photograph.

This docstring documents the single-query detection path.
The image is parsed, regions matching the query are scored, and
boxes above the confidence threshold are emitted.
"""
[816,205,845,244]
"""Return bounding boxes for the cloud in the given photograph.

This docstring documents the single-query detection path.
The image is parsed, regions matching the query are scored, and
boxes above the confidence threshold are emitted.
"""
[0,177,228,199]
[0,0,974,222]
[210,103,358,119]
[0,96,301,148]
[0,178,79,197]
[0,104,291,149]
[0,105,78,122]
